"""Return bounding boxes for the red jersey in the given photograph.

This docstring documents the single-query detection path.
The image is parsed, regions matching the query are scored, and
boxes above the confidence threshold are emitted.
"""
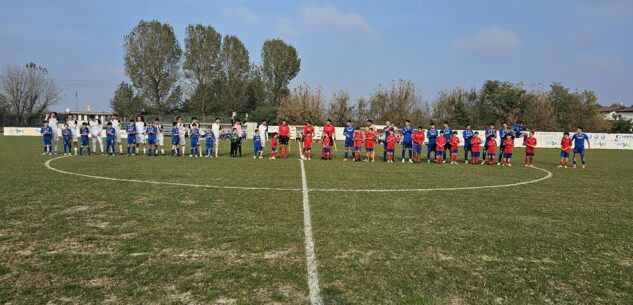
[365,132,376,149]
[436,137,446,151]
[278,125,290,137]
[560,137,571,153]
[304,134,312,148]
[322,136,331,148]
[503,138,514,153]
[471,137,481,152]
[386,134,396,150]
[449,136,460,151]
[487,139,497,153]
[353,132,363,147]
[525,136,537,153]
[323,125,335,137]
[303,125,315,136]
[412,132,425,146]
[271,137,278,148]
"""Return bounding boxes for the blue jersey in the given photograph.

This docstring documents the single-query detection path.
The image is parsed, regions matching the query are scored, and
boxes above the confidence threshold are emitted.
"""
[499,128,511,141]
[190,128,200,142]
[441,127,452,141]
[485,128,496,139]
[41,126,53,138]
[253,134,262,148]
[204,131,214,145]
[79,127,90,139]
[171,127,179,138]
[126,124,136,136]
[401,126,414,142]
[513,124,527,138]
[427,129,438,143]
[146,126,157,139]
[463,130,474,144]
[106,127,116,140]
[572,133,589,148]
[62,128,73,139]
[343,126,355,140]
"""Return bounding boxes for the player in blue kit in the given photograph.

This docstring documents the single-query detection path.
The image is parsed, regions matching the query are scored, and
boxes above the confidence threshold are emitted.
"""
[462,124,474,164]
[40,120,53,155]
[426,122,438,163]
[189,123,200,157]
[571,127,591,169]
[79,122,91,156]
[125,119,137,156]
[497,122,511,165]
[253,128,263,159]
[482,123,496,164]
[61,123,73,155]
[401,119,414,163]
[105,122,116,156]
[170,122,180,156]
[343,120,355,161]
[441,121,453,156]
[513,120,528,144]
[203,126,215,158]
[146,120,158,157]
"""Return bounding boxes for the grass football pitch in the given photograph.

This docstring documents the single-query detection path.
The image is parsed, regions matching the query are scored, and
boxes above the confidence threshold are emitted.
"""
[1,136,632,304]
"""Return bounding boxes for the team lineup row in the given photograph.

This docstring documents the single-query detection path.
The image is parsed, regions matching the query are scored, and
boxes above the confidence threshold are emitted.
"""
[38,113,593,169]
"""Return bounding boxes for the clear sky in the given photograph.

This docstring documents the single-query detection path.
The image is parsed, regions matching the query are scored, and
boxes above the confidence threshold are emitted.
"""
[1,0,632,112]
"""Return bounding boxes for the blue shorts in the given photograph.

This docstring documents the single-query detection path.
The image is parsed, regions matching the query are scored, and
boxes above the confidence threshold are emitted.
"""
[464,142,472,151]
[148,137,156,145]
[526,152,535,157]
[171,137,180,145]
[386,148,394,153]
[573,147,585,154]
[190,141,199,148]
[451,150,458,154]
[304,147,311,152]
[345,139,353,148]
[80,137,89,146]
[402,140,412,149]
[472,152,480,157]
[503,153,513,159]
[323,148,331,154]
[488,153,496,157]
[207,143,214,149]
[560,151,569,158]
[354,146,362,152]
[413,145,422,153]
[43,137,51,145]
[435,151,445,157]
[128,136,136,145]
[106,138,115,145]
[427,143,436,152]
[366,148,374,153]
[271,147,277,152]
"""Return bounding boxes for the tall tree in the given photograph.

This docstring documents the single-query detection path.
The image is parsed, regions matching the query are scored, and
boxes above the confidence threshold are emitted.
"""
[124,20,182,114]
[367,80,417,125]
[433,87,474,127]
[354,96,369,125]
[478,80,527,125]
[110,82,145,116]
[261,39,301,106]
[328,89,354,126]
[0,63,61,126]
[218,35,251,114]
[277,84,325,124]
[182,24,222,116]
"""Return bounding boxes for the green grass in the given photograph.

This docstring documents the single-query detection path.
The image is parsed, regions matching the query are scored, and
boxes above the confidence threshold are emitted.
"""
[1,136,632,304]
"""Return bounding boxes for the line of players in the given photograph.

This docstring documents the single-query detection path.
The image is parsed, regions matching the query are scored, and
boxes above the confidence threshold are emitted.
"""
[38,115,592,168]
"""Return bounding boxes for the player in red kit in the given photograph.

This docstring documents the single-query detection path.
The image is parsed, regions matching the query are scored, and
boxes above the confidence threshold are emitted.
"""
[321,135,332,160]
[269,133,279,160]
[385,132,397,163]
[302,120,315,158]
[470,132,481,164]
[353,127,363,161]
[435,131,447,164]
[322,119,336,157]
[412,127,425,163]
[364,127,376,162]
[486,136,497,165]
[502,134,514,166]
[524,130,537,167]
[449,131,460,164]
[278,119,290,158]
[303,132,313,160]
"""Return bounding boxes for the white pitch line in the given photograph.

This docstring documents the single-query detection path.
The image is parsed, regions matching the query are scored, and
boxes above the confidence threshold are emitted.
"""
[299,145,324,305]
[309,166,553,192]
[44,156,301,192]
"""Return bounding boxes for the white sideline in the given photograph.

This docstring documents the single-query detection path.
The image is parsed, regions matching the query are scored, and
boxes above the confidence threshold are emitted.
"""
[299,143,324,305]
[43,156,301,192]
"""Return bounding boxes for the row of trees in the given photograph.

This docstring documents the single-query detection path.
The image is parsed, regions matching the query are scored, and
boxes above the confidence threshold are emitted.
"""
[275,80,619,133]
[112,20,301,117]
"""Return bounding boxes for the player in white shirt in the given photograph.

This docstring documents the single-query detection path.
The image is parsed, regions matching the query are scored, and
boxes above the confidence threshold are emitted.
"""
[176,116,187,156]
[45,112,59,154]
[135,116,147,154]
[211,117,222,157]
[88,115,104,154]
[66,114,79,155]
[258,120,268,148]
[110,114,123,154]
[155,118,165,155]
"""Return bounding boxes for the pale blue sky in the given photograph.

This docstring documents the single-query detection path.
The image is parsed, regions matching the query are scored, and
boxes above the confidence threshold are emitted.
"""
[1,0,632,112]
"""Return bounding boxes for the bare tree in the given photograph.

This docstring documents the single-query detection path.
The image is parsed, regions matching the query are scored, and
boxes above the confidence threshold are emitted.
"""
[277,84,325,124]
[1,63,61,126]
[328,89,354,126]
[367,80,417,125]
[354,96,369,125]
